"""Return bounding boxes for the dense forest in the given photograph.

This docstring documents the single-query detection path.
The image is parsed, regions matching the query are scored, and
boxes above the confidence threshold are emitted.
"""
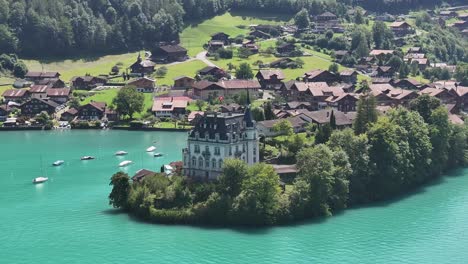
[0,0,463,57]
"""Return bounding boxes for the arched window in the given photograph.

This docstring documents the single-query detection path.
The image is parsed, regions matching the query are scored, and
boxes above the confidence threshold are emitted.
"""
[212,158,216,169]
[199,157,203,168]
[218,159,223,169]
[205,158,210,168]
[192,157,196,167]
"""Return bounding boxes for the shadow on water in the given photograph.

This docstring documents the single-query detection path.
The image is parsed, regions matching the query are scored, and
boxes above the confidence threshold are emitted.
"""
[102,208,127,216]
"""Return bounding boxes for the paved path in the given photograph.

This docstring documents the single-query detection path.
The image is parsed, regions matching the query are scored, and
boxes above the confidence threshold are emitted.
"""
[195,51,218,67]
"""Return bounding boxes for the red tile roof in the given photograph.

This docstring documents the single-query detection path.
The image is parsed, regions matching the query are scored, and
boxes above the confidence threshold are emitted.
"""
[46,88,71,97]
[2,89,28,98]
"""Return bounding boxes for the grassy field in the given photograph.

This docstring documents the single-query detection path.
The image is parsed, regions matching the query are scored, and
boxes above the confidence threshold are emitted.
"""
[23,52,142,83]
[152,60,207,86]
[181,12,292,56]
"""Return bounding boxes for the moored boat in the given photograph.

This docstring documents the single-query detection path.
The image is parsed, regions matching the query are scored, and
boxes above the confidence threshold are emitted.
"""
[33,177,48,184]
[53,160,64,166]
[81,156,95,160]
[146,146,156,152]
[154,153,163,157]
[115,151,128,156]
[119,160,133,167]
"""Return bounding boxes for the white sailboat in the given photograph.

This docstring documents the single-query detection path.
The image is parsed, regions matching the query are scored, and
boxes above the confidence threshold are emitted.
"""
[33,156,48,184]
[146,146,156,152]
[53,160,64,166]
[115,151,128,156]
[119,160,133,167]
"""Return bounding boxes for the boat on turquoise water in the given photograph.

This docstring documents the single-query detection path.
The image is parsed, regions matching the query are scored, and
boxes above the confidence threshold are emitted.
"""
[32,177,48,184]
[81,156,95,160]
[115,151,128,156]
[154,153,163,157]
[146,146,156,152]
[52,160,64,166]
[119,160,133,167]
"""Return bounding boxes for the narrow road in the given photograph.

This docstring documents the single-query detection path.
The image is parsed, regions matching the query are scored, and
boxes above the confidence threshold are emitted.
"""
[195,51,218,67]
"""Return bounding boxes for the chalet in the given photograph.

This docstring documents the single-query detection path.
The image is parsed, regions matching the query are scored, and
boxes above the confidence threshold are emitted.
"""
[25,72,60,82]
[211,32,230,45]
[419,87,458,105]
[375,13,395,22]
[173,76,195,89]
[0,105,10,121]
[371,77,394,84]
[198,66,227,80]
[389,21,414,37]
[192,80,261,100]
[370,49,395,58]
[251,25,282,36]
[339,70,358,84]
[407,47,422,53]
[334,50,349,61]
[188,111,204,125]
[440,10,457,18]
[128,77,155,93]
[326,93,358,112]
[276,43,296,54]
[46,88,71,104]
[71,76,107,90]
[458,13,468,21]
[285,101,311,111]
[256,70,285,90]
[411,58,429,70]
[242,42,259,53]
[29,85,49,100]
[60,108,78,121]
[269,58,294,68]
[450,20,468,31]
[77,102,107,120]
[298,109,356,128]
[303,70,339,84]
[2,89,30,102]
[453,86,468,111]
[257,115,308,137]
[208,41,225,52]
[369,84,418,106]
[376,66,394,78]
[152,45,188,62]
[288,81,345,109]
[249,30,270,40]
[130,55,156,74]
[151,97,191,118]
[20,98,58,116]
[393,79,421,90]
[132,169,156,183]
[220,103,243,113]
[36,78,66,88]
[316,12,337,21]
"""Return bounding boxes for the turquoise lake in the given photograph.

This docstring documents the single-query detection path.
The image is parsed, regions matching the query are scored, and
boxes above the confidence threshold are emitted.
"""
[1,130,467,264]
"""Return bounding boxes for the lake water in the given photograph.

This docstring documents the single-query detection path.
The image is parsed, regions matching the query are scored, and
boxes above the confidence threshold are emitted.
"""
[1,130,467,264]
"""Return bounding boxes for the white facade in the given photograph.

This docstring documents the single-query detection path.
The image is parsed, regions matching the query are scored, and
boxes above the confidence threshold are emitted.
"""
[182,112,259,180]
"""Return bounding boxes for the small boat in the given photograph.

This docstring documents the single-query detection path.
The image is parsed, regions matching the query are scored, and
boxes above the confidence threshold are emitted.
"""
[154,153,163,157]
[146,146,156,152]
[33,177,48,184]
[115,151,128,156]
[52,160,64,166]
[81,156,95,160]
[119,160,133,167]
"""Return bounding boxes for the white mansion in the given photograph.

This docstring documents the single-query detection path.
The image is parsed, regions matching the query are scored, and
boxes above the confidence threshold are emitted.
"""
[182,107,259,180]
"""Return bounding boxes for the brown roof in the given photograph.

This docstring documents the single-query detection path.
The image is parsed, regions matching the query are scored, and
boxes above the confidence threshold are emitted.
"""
[152,97,190,112]
[70,76,106,83]
[340,70,358,76]
[25,71,60,78]
[87,102,107,112]
[293,82,329,92]
[299,109,356,126]
[257,70,285,80]
[30,85,49,93]
[390,21,411,28]
[140,60,156,67]
[370,50,395,56]
[47,88,71,97]
[2,89,29,98]
[411,58,428,65]
[217,80,261,89]
[448,114,464,125]
[419,87,447,97]
[174,75,194,81]
[128,77,155,87]
[188,111,204,122]
[132,169,156,182]
[159,45,187,53]
[304,69,334,79]
[65,108,78,115]
[258,115,307,129]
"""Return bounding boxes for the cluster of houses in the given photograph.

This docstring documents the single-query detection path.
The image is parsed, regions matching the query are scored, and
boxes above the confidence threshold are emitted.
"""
[312,12,345,34]
[435,9,468,37]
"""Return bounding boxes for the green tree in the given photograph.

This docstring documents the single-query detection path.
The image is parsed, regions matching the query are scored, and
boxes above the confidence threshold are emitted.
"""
[195,100,205,111]
[287,134,305,153]
[410,61,419,76]
[235,63,254,79]
[218,159,248,197]
[409,94,441,123]
[294,8,310,29]
[113,86,144,119]
[109,172,130,209]
[399,62,410,79]
[315,124,332,144]
[328,63,339,74]
[155,66,168,77]
[251,107,265,121]
[454,63,468,86]
[354,9,364,24]
[273,119,293,136]
[429,107,450,175]
[230,163,281,225]
[448,124,468,168]
[372,21,393,49]
[264,101,275,120]
[355,34,370,58]
[13,61,28,78]
[353,94,378,135]
[238,47,253,58]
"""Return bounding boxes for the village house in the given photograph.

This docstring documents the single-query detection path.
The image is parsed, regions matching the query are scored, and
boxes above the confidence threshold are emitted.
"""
[285,101,312,111]
[269,58,295,68]
[407,47,422,54]
[242,41,259,53]
[76,102,107,120]
[130,55,156,74]
[303,69,339,84]
[326,93,358,112]
[173,76,195,89]
[334,50,349,61]
[60,108,78,121]
[276,43,297,55]
[453,86,468,111]
[316,11,337,21]
[286,81,346,110]
[24,72,60,82]
[440,10,457,19]
[188,111,204,125]
[36,78,66,88]
[198,66,227,80]
[132,169,156,183]
[449,20,468,31]
[369,83,418,106]
[339,70,358,84]
[375,66,395,78]
[192,80,261,100]
[2,89,30,102]
[71,76,107,90]
[151,96,191,118]
[46,88,71,104]
[419,87,458,105]
[210,32,230,45]
[257,115,308,137]
[220,103,243,113]
[393,79,422,90]
[182,109,259,180]
[249,30,271,39]
[298,109,356,128]
[20,98,58,117]
[0,104,10,121]
[29,85,49,100]
[411,58,430,71]
[256,69,285,90]
[389,21,414,37]
[152,45,188,62]
[128,77,155,93]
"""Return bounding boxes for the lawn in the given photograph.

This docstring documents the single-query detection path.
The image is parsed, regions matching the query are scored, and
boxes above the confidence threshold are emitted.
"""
[152,60,207,86]
[0,86,13,97]
[180,12,292,56]
[23,51,142,83]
